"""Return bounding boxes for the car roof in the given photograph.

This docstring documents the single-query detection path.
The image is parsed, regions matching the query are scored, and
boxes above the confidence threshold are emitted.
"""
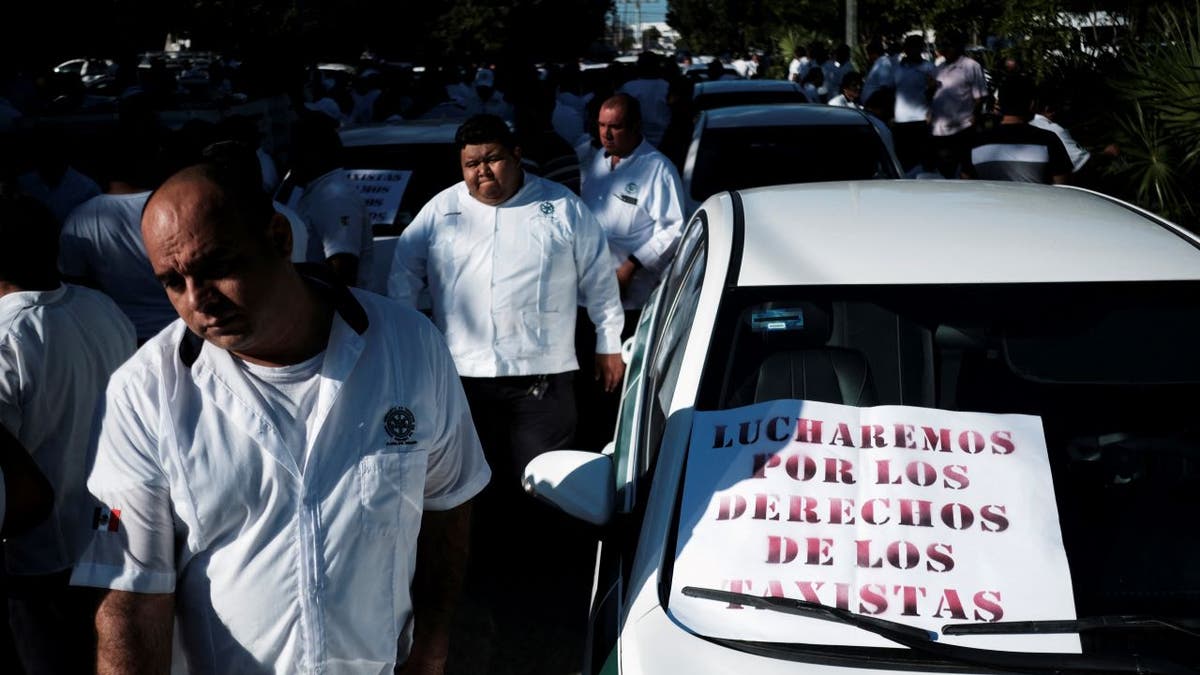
[706,181,1200,286]
[700,103,873,128]
[693,79,802,97]
[339,121,463,148]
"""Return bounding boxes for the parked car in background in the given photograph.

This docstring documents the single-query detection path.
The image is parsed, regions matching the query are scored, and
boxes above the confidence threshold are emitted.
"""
[276,119,464,291]
[525,180,1200,674]
[690,79,809,112]
[682,104,900,214]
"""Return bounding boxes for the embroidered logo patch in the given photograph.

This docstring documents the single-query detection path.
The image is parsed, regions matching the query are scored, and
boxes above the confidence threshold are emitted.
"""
[624,182,638,194]
[384,406,417,445]
[539,201,555,215]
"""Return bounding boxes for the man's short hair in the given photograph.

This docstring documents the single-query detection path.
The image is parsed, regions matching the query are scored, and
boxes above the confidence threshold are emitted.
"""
[998,76,1036,118]
[455,114,517,152]
[841,71,864,90]
[602,93,642,130]
[149,159,275,242]
[0,183,60,286]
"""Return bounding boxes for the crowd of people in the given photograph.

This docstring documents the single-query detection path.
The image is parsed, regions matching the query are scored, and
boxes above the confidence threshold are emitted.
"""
[0,33,1122,673]
[0,47,690,671]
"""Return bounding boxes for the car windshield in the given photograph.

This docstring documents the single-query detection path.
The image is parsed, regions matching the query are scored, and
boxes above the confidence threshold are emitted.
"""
[690,124,896,202]
[670,281,1200,668]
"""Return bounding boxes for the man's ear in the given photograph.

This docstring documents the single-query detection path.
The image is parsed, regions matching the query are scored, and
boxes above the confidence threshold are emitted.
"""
[512,145,522,162]
[267,211,293,260]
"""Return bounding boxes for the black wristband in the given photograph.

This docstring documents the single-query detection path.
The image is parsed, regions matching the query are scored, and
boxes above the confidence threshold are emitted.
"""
[627,254,644,270]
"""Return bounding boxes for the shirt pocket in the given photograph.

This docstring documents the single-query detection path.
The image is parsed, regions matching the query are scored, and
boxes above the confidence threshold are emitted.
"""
[358,448,428,537]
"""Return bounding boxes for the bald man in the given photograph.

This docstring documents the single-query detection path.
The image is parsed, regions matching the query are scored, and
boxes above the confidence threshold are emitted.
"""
[70,163,490,674]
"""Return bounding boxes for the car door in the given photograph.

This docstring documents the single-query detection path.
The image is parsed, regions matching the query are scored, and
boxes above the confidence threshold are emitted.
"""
[584,212,709,674]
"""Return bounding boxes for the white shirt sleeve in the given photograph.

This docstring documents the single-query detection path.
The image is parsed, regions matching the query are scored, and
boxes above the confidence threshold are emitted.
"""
[0,338,23,436]
[309,188,366,260]
[71,386,178,594]
[572,202,624,354]
[418,318,490,511]
[631,164,686,276]
[387,203,434,308]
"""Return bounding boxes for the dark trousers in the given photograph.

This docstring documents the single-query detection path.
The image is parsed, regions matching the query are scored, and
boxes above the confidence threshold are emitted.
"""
[455,374,594,673]
[460,372,578,488]
[6,569,101,675]
[931,126,977,178]
[893,121,931,173]
[573,307,640,452]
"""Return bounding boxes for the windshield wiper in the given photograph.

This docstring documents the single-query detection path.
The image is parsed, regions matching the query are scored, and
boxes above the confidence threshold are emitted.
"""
[681,586,1198,674]
[681,585,937,643]
[944,616,1200,639]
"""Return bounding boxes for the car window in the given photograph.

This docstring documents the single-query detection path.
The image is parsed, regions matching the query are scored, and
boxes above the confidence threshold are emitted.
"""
[690,124,897,202]
[642,241,707,473]
[693,90,809,112]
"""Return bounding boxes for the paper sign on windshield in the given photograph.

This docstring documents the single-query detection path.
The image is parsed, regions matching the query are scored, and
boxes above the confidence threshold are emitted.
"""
[345,170,412,226]
[668,399,1080,653]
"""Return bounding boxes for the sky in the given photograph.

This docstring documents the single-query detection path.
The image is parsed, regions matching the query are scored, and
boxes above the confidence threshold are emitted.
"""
[614,0,669,26]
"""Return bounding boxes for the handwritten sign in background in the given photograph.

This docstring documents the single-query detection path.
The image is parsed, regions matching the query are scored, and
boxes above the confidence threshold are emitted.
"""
[345,169,413,227]
[668,398,1080,653]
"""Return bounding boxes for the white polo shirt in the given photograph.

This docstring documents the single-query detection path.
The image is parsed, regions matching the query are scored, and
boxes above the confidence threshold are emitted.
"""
[71,286,490,674]
[581,140,685,309]
[296,170,376,291]
[893,58,936,124]
[59,192,179,342]
[0,284,135,575]
[389,174,624,378]
[931,56,987,136]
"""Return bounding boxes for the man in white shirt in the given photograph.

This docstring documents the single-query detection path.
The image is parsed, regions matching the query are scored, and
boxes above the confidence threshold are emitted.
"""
[70,161,489,674]
[617,52,672,147]
[287,113,375,290]
[860,40,894,106]
[892,34,937,173]
[389,114,623,668]
[930,31,988,178]
[1031,96,1092,174]
[390,114,624,465]
[58,136,177,343]
[582,94,685,312]
[0,189,136,675]
[578,93,684,449]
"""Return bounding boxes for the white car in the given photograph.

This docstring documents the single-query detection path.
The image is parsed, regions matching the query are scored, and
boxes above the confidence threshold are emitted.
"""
[526,181,1200,674]
[682,104,901,216]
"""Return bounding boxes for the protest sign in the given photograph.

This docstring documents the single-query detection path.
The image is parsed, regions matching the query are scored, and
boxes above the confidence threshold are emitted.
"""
[344,169,412,226]
[668,398,1079,652]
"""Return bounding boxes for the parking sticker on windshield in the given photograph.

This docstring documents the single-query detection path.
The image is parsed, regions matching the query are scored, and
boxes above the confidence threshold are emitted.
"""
[751,308,804,332]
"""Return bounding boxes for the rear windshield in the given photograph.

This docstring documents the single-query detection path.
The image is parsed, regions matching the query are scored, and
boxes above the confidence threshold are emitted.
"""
[690,124,896,202]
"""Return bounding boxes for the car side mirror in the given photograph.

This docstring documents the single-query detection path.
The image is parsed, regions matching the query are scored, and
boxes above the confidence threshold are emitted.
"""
[522,451,614,526]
